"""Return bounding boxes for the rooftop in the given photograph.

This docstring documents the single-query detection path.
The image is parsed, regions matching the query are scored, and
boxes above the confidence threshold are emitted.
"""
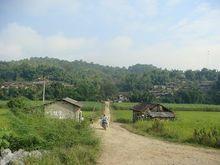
[62,97,83,107]
[131,103,170,112]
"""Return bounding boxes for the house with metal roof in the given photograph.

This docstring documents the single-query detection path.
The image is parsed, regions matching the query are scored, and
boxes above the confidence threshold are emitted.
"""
[130,103,175,122]
[44,97,83,121]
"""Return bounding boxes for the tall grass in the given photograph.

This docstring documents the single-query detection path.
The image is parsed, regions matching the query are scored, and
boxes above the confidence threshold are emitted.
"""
[0,101,101,164]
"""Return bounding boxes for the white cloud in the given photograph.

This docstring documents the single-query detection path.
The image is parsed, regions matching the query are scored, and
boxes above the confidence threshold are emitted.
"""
[171,3,220,41]
[93,41,220,70]
[0,23,96,60]
[0,22,219,70]
[0,43,22,61]
[108,36,133,49]
[195,2,211,13]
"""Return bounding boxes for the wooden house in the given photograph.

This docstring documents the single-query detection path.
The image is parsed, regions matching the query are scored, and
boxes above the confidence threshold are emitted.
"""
[131,103,175,122]
[44,97,83,121]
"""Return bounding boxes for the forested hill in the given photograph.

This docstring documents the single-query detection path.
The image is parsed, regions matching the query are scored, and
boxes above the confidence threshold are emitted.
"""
[0,57,220,104]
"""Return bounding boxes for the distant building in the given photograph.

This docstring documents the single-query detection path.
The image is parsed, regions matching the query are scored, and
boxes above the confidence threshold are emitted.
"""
[130,103,175,122]
[44,97,83,121]
[113,93,129,103]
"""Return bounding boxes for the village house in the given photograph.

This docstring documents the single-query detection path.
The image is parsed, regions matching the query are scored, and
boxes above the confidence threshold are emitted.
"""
[44,97,83,121]
[131,103,175,122]
[113,93,129,103]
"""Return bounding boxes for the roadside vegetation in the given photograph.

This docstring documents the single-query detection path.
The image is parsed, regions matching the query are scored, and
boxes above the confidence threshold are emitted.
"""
[0,98,101,164]
[111,103,220,148]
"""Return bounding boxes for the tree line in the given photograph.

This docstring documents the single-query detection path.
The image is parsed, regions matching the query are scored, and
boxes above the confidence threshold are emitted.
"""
[0,57,219,104]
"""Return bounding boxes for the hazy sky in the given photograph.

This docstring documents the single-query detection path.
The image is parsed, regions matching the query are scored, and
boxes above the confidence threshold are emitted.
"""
[0,0,220,70]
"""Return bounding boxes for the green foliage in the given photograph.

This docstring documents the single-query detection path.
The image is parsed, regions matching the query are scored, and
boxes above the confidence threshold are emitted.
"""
[7,97,26,110]
[0,57,220,103]
[212,74,220,104]
[174,86,205,103]
[6,97,45,115]
[129,90,155,102]
[0,133,45,151]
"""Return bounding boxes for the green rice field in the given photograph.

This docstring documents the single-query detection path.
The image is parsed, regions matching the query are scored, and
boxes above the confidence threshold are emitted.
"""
[112,104,220,148]
[111,102,220,112]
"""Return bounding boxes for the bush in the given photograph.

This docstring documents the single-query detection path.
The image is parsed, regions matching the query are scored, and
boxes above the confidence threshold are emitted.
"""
[0,138,10,149]
[192,128,220,148]
[0,133,45,151]
[7,97,27,111]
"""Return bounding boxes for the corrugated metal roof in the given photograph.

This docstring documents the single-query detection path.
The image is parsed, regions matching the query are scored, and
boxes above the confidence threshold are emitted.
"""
[62,97,82,107]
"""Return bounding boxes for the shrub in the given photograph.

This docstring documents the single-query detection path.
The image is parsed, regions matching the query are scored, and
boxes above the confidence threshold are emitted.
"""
[0,133,45,151]
[7,97,27,110]
[0,138,10,149]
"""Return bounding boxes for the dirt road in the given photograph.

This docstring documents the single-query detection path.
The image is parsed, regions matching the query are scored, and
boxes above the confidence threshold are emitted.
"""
[94,102,220,165]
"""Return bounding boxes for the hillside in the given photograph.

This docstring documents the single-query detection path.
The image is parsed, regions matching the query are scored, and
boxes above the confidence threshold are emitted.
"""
[0,57,220,104]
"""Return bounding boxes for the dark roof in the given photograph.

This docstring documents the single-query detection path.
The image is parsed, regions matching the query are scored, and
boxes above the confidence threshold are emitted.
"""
[131,103,170,112]
[62,97,82,107]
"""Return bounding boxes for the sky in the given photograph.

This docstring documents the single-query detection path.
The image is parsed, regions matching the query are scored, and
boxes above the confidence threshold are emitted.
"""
[0,0,220,70]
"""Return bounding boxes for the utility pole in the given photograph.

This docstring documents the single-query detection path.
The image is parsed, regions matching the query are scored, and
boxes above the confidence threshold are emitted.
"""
[43,77,46,103]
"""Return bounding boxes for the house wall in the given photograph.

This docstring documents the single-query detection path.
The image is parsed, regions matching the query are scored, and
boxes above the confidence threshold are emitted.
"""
[44,101,81,121]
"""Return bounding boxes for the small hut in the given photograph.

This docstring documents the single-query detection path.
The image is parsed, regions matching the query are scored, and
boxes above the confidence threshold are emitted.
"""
[131,103,175,122]
[44,97,83,121]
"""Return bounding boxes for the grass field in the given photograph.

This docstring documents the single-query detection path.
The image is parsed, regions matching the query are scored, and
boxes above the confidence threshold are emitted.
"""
[81,101,104,111]
[112,110,132,123]
[112,108,220,148]
[81,101,104,122]
[111,102,220,112]
[0,100,101,164]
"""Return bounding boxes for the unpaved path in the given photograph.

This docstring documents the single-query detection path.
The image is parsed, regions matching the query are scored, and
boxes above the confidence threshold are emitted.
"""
[94,102,220,165]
